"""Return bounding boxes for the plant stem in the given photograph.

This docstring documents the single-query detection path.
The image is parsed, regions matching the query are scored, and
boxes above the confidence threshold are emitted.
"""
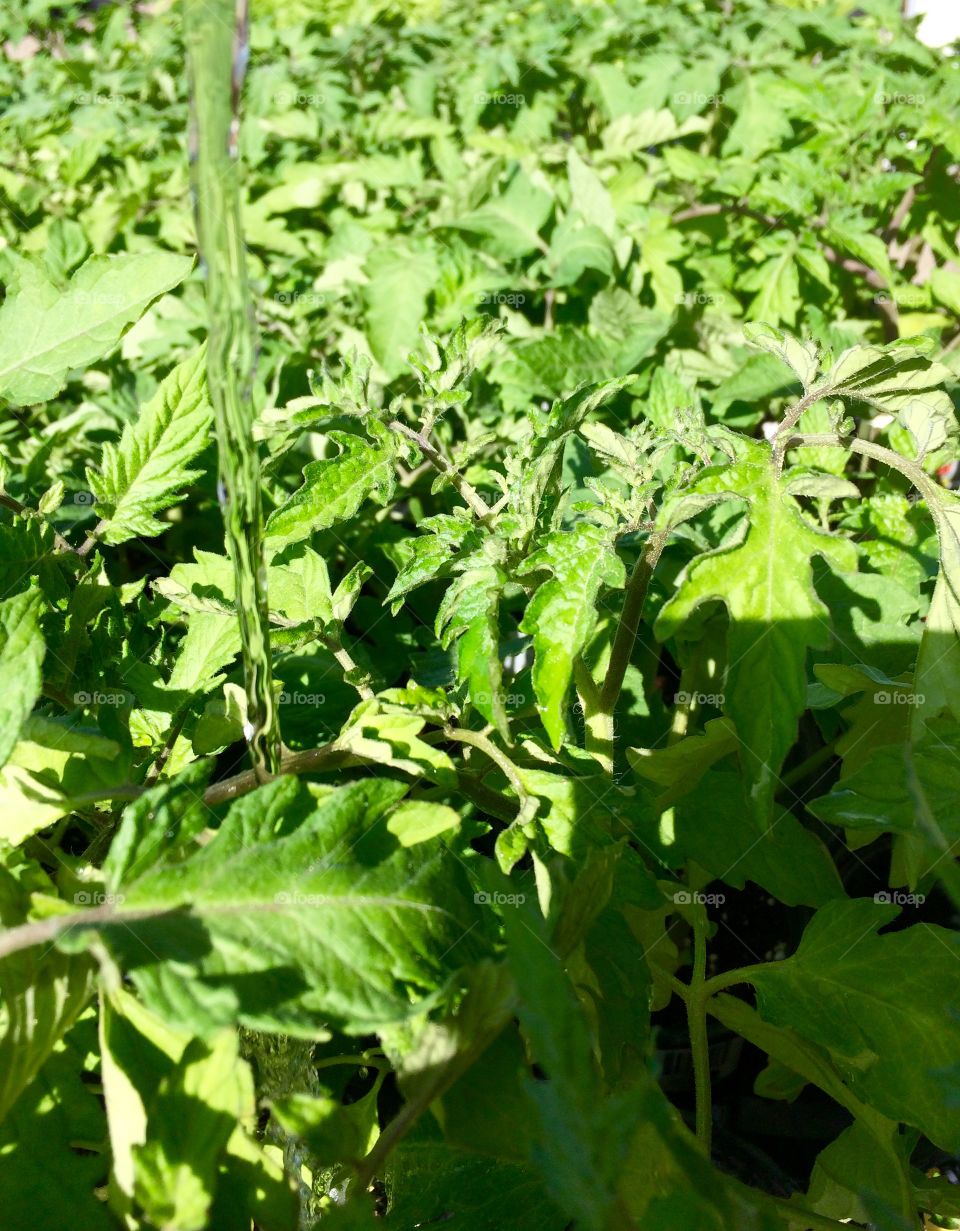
[738,1184,859,1231]
[783,432,936,498]
[313,1053,388,1072]
[352,999,513,1193]
[203,743,353,807]
[184,0,281,778]
[779,740,837,790]
[442,727,528,805]
[388,420,492,520]
[700,962,769,1001]
[574,658,613,774]
[600,529,668,714]
[56,736,520,820]
[0,904,155,962]
[687,907,713,1154]
[145,707,190,786]
[773,386,833,444]
[317,631,374,699]
[0,491,78,555]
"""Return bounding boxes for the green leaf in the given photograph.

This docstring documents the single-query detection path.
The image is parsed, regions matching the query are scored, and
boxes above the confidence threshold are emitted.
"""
[87,347,212,544]
[103,762,212,891]
[386,515,476,611]
[0,857,94,1123]
[566,149,616,240]
[265,430,397,549]
[0,715,129,846]
[824,222,892,284]
[387,800,461,846]
[744,242,801,327]
[913,492,960,730]
[825,341,956,451]
[672,770,844,908]
[0,588,44,771]
[722,76,792,158]
[547,218,614,286]
[273,1086,379,1169]
[656,438,858,824]
[101,984,297,1231]
[437,552,508,737]
[628,718,737,805]
[0,251,193,406]
[0,1021,111,1230]
[930,268,960,315]
[334,698,457,787]
[749,898,960,1151]
[806,1120,910,1226]
[388,1140,568,1230]
[743,323,818,393]
[519,525,626,749]
[809,715,960,841]
[363,241,439,379]
[80,778,488,1035]
[132,1030,253,1231]
[451,168,552,260]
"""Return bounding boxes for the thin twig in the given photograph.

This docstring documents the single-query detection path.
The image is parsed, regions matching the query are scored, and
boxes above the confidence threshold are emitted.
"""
[388,420,492,520]
[202,743,353,807]
[0,491,78,555]
[599,530,669,712]
[145,708,190,787]
[442,726,528,807]
[317,632,374,699]
[0,903,158,962]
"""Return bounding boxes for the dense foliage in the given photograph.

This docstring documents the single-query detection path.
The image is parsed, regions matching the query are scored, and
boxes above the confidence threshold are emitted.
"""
[2,0,960,1228]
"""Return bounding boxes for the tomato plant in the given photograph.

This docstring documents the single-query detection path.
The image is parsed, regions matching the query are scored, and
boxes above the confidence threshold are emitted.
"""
[2,1,960,1228]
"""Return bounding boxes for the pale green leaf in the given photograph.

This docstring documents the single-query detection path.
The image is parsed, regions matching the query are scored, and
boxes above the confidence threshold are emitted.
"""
[387,800,461,847]
[87,347,212,545]
[743,323,819,393]
[133,1030,253,1231]
[0,252,193,406]
[362,242,439,379]
[0,858,94,1124]
[0,716,127,845]
[334,698,457,787]
[437,554,508,737]
[566,149,616,239]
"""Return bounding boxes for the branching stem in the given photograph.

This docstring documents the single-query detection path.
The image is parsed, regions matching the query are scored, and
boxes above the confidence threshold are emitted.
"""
[0,491,80,556]
[389,420,492,520]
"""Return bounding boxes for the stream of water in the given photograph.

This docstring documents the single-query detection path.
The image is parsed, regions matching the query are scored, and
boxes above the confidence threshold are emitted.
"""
[183,0,281,778]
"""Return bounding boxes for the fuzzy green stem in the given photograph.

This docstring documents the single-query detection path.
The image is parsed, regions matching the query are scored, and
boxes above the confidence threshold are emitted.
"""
[388,420,492,520]
[0,491,78,555]
[184,0,280,778]
[687,908,713,1153]
[600,530,668,713]
[442,726,528,802]
[779,740,837,791]
[574,659,613,775]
